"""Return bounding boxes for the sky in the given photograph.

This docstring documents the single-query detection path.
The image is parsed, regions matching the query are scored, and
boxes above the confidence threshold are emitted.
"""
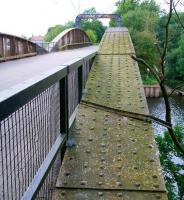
[0,0,183,38]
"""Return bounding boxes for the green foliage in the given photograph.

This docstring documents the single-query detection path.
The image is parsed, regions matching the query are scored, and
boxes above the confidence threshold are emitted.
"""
[86,29,97,43]
[142,74,157,85]
[44,21,74,42]
[177,34,184,78]
[166,33,184,84]
[112,0,160,83]
[44,25,65,42]
[115,0,140,14]
[156,126,184,200]
[81,7,105,43]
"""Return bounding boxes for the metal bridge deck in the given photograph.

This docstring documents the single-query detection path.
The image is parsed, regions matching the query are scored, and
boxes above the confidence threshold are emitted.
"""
[0,46,97,91]
[54,28,167,199]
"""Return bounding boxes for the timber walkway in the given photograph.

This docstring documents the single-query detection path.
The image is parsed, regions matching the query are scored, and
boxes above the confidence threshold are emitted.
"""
[53,28,167,199]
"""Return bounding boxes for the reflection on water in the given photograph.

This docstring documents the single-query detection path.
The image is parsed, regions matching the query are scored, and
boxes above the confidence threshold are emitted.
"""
[147,96,184,135]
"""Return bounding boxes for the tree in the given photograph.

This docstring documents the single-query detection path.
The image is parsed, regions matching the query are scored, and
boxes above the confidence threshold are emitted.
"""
[86,29,97,43]
[112,1,160,84]
[156,126,184,200]
[80,8,106,43]
[44,25,65,42]
[132,0,184,157]
[44,21,74,42]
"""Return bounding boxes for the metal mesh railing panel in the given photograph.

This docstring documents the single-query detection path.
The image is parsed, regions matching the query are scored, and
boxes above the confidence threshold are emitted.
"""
[82,61,90,89]
[68,70,79,117]
[0,83,60,200]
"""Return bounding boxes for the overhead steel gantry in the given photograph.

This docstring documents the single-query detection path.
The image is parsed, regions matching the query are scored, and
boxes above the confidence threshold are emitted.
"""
[75,14,123,28]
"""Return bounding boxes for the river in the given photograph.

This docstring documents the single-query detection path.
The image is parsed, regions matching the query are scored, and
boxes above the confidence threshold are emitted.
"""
[147,96,184,135]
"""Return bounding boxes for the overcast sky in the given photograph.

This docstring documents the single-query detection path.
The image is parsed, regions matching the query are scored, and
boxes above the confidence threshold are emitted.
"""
[0,0,183,37]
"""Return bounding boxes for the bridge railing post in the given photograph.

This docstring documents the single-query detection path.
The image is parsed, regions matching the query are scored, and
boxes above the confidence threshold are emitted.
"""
[59,75,69,139]
[78,65,83,103]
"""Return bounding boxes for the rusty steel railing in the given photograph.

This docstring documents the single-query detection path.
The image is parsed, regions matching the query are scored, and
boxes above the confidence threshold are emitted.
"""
[0,28,92,61]
[0,33,36,62]
[0,52,96,200]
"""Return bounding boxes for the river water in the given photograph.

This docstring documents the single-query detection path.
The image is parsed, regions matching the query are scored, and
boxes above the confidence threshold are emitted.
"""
[147,96,184,135]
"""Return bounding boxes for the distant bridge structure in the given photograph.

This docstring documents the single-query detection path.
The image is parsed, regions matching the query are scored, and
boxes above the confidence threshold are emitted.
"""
[0,32,36,61]
[75,14,122,28]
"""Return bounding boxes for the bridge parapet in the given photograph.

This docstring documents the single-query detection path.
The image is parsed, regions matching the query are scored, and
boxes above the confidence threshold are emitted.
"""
[50,28,92,52]
[0,50,96,199]
[0,33,36,62]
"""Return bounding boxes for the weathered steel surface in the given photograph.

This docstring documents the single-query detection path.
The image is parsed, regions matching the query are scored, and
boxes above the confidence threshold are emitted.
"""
[98,28,135,55]
[51,28,92,52]
[82,55,148,114]
[75,14,122,28]
[53,189,167,200]
[54,28,167,199]
[56,105,166,191]
[0,32,36,62]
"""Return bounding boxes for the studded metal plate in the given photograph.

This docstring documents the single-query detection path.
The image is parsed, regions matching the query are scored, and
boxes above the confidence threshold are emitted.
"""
[82,55,148,115]
[56,105,166,192]
[98,29,135,55]
[53,189,168,200]
[54,27,167,199]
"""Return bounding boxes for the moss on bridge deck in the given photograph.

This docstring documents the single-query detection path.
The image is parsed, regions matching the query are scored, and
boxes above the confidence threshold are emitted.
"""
[53,28,167,200]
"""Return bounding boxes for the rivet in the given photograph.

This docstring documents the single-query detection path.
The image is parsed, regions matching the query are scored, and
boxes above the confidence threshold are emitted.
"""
[84,163,88,168]
[88,138,93,141]
[150,159,155,163]
[118,144,121,148]
[132,151,137,155]
[61,191,66,196]
[148,144,153,148]
[86,150,91,153]
[101,143,106,147]
[117,193,123,197]
[118,158,121,161]
[100,166,104,169]
[153,184,159,188]
[90,127,94,130]
[135,182,140,187]
[101,150,106,154]
[99,172,104,177]
[152,175,158,179]
[80,181,87,185]
[118,150,122,154]
[98,181,103,185]
[98,192,103,196]
[62,181,67,185]
[65,172,70,176]
[100,157,105,162]
[116,182,122,186]
[155,194,161,199]
[133,166,138,170]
